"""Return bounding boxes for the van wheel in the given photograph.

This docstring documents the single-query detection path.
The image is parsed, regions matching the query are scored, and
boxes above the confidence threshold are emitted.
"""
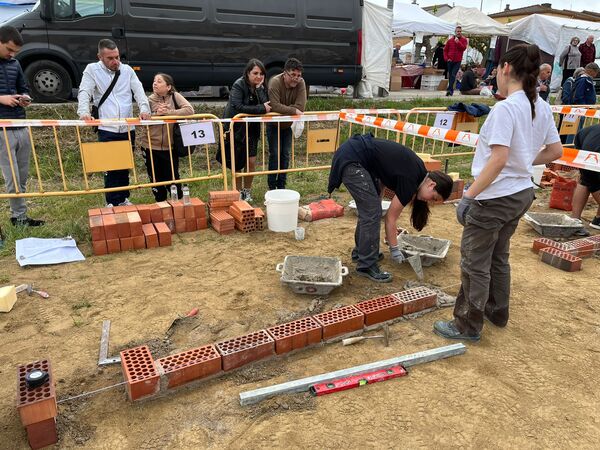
[266,66,283,83]
[24,60,73,103]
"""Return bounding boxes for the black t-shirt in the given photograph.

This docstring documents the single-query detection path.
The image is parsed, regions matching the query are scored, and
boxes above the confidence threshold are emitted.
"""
[575,124,600,153]
[328,134,427,206]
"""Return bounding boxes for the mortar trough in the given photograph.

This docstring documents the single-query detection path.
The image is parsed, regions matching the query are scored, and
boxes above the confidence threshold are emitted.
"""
[523,212,584,238]
[276,255,348,295]
[396,235,451,267]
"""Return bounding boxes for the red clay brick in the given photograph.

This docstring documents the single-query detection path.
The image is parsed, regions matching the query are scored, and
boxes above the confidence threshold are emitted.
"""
[100,206,114,215]
[114,213,131,238]
[216,330,274,371]
[266,317,322,354]
[89,215,105,241]
[120,346,160,401]
[165,219,176,234]
[154,222,172,246]
[26,417,58,450]
[586,234,600,249]
[113,205,137,214]
[88,208,102,217]
[106,238,121,254]
[313,305,365,340]
[102,214,119,240]
[127,212,143,237]
[185,218,197,232]
[564,238,596,258]
[196,217,208,230]
[132,235,146,250]
[120,237,134,251]
[231,200,254,218]
[539,247,582,272]
[157,201,174,221]
[142,224,159,249]
[148,203,162,223]
[92,240,108,256]
[175,218,186,234]
[168,200,185,219]
[156,345,222,389]
[136,204,152,224]
[184,203,196,219]
[190,198,206,218]
[17,360,57,427]
[392,287,438,315]
[209,190,241,202]
[355,295,404,326]
[532,237,567,254]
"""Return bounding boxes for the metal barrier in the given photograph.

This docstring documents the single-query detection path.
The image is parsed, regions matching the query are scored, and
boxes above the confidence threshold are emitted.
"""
[551,105,600,147]
[0,114,228,199]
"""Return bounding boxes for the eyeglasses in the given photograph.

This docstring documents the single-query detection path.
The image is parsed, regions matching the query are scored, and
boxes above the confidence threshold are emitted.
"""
[285,71,302,80]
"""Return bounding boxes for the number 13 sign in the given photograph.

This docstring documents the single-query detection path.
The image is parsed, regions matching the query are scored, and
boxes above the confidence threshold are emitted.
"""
[179,122,216,146]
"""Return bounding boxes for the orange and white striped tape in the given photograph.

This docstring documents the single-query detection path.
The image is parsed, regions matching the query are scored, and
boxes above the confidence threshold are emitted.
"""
[550,105,600,119]
[555,147,600,173]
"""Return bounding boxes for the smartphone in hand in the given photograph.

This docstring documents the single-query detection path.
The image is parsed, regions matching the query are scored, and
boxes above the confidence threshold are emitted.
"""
[18,94,32,106]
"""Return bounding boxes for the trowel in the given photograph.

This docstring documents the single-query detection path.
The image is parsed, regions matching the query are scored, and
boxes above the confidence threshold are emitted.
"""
[406,255,424,281]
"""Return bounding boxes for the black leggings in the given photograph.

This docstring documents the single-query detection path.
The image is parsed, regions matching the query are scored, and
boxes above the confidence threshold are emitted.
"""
[142,147,182,202]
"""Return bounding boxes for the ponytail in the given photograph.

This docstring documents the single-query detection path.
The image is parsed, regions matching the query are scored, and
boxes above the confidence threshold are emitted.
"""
[498,44,541,120]
[410,171,454,231]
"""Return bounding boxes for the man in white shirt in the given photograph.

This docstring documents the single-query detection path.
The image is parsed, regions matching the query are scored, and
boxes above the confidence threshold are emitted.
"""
[77,39,150,207]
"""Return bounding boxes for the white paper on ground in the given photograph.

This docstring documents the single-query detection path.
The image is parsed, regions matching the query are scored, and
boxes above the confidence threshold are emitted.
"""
[15,237,85,267]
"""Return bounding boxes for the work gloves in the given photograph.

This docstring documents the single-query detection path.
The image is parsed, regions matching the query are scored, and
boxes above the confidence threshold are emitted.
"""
[456,195,474,226]
[389,245,406,264]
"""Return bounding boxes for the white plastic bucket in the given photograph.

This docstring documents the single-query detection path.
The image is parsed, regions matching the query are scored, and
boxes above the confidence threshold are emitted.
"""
[264,189,300,232]
[532,165,545,186]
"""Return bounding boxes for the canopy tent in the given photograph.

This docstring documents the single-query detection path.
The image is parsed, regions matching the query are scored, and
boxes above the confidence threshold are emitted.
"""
[358,0,393,97]
[391,1,454,38]
[508,14,600,90]
[438,7,509,36]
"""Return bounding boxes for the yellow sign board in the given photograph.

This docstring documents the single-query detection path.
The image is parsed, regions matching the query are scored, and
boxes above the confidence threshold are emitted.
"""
[306,128,338,154]
[81,140,134,173]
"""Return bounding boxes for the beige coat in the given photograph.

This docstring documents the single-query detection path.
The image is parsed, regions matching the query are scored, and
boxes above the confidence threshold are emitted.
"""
[138,91,194,150]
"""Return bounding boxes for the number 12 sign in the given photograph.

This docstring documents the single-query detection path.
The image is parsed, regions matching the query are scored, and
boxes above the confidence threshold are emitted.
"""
[179,122,216,146]
[433,112,455,130]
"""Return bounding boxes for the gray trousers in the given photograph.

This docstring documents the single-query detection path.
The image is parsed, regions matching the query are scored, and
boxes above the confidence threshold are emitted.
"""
[0,128,31,219]
[342,163,382,270]
[453,188,535,335]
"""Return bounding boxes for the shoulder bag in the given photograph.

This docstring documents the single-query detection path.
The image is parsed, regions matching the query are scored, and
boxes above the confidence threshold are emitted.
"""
[91,69,120,133]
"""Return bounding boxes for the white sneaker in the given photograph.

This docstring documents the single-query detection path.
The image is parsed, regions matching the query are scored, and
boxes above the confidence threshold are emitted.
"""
[118,198,133,206]
[105,203,114,208]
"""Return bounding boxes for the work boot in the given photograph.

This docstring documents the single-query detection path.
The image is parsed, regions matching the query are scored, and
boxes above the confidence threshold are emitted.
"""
[433,320,480,341]
[118,198,133,206]
[356,264,392,283]
[572,227,591,237]
[590,216,600,230]
[11,217,45,227]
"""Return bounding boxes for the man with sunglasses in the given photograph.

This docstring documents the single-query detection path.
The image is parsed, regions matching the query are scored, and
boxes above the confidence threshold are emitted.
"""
[267,58,306,190]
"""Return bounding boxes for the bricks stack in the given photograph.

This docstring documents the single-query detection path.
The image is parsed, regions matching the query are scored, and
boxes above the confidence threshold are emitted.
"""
[210,209,235,235]
[254,207,265,231]
[208,190,241,213]
[531,237,568,254]
[168,198,207,233]
[229,200,256,233]
[535,235,599,271]
[17,360,58,449]
[539,247,582,272]
[88,207,145,255]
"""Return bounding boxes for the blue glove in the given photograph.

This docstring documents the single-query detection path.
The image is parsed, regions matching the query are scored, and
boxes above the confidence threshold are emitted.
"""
[456,196,474,226]
[389,245,406,264]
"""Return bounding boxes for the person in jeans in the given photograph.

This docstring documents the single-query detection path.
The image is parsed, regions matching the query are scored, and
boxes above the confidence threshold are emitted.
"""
[328,134,453,283]
[570,124,600,234]
[0,26,44,226]
[267,58,306,190]
[78,39,150,207]
[138,73,193,202]
[444,26,468,96]
[434,44,563,341]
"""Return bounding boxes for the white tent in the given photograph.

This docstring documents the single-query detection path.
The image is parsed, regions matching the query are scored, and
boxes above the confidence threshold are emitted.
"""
[391,1,455,38]
[359,0,393,97]
[438,7,509,36]
[508,14,600,90]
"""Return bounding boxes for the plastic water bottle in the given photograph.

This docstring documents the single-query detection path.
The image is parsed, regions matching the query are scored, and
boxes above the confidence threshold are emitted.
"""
[170,184,178,201]
[182,184,190,205]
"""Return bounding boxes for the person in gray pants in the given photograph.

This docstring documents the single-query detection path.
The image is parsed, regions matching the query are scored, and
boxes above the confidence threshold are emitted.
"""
[0,25,44,227]
[328,134,453,283]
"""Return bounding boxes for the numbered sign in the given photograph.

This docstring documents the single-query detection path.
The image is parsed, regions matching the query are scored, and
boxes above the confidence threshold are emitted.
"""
[433,112,455,130]
[179,122,216,146]
[559,114,580,135]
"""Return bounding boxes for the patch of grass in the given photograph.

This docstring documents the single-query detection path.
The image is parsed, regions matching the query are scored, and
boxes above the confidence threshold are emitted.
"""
[72,299,92,311]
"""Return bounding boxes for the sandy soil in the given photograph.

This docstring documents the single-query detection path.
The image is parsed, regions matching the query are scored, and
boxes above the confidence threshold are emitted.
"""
[1,190,599,449]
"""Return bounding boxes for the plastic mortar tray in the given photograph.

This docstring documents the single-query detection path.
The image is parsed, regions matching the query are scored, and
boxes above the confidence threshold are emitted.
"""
[396,235,451,267]
[276,255,349,295]
[523,212,584,238]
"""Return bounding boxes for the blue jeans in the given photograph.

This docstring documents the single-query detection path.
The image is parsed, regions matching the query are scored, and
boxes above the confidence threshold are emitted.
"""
[446,61,461,95]
[267,124,292,190]
[99,129,135,205]
[0,128,30,219]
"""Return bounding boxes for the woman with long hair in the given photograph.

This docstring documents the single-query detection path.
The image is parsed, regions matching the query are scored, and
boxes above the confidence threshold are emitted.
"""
[559,36,582,85]
[222,58,271,202]
[328,134,453,283]
[434,44,563,341]
[138,73,194,201]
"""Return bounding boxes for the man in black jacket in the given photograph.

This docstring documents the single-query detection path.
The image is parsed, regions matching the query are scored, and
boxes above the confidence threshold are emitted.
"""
[0,26,44,226]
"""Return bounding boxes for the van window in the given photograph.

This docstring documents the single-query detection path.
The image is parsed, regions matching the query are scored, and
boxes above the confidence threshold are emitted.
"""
[52,0,115,20]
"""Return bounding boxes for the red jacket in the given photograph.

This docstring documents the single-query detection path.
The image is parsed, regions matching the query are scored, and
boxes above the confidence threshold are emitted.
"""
[579,42,596,67]
[443,36,468,63]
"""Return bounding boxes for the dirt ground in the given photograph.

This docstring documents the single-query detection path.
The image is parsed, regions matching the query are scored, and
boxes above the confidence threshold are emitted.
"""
[1,190,599,449]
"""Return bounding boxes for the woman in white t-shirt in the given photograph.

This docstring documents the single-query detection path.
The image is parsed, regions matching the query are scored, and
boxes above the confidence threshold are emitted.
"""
[434,44,563,341]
